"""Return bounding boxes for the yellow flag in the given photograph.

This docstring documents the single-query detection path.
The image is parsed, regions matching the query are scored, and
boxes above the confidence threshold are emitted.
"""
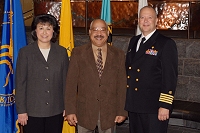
[60,0,75,133]
[62,120,75,133]
[60,0,74,57]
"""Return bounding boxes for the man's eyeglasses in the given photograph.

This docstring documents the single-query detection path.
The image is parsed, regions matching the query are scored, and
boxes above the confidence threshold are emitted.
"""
[90,27,107,32]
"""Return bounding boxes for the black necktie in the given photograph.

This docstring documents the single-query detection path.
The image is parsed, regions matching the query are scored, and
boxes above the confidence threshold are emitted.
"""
[138,37,146,51]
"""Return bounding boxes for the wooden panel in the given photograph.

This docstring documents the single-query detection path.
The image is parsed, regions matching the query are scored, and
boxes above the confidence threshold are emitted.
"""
[190,2,200,31]
[21,0,34,26]
[30,0,200,31]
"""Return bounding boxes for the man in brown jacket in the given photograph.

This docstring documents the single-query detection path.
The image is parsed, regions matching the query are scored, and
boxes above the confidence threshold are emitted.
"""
[64,19,127,133]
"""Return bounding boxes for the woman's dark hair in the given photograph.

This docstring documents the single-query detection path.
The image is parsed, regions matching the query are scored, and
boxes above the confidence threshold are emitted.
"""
[31,14,59,42]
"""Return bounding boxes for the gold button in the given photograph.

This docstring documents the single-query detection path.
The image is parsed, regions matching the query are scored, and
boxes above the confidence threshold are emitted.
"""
[127,76,130,79]
[137,69,140,72]
[127,85,129,88]
[135,88,138,91]
[129,67,132,70]
[136,78,139,81]
[169,91,172,94]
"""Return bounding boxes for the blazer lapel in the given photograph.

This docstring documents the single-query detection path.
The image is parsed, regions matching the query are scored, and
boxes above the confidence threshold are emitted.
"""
[101,45,113,79]
[32,42,47,65]
[85,44,100,79]
[47,43,57,64]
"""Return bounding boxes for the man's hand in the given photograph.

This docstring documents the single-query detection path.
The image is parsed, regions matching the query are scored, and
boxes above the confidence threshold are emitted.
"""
[66,114,78,126]
[18,113,28,126]
[114,116,126,123]
[158,107,169,121]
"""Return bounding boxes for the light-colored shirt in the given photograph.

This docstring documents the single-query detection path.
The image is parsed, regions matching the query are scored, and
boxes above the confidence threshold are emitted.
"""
[40,48,50,61]
[136,29,156,52]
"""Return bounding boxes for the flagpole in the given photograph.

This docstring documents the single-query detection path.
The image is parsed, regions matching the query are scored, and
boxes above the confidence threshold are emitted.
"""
[85,0,88,35]
[101,0,112,45]
[136,0,148,35]
[9,0,13,59]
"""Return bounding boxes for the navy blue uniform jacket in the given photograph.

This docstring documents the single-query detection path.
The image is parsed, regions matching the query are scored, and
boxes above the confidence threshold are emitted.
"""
[125,31,178,113]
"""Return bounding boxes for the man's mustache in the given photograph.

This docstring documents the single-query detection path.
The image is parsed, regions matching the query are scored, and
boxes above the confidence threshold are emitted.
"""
[94,35,104,39]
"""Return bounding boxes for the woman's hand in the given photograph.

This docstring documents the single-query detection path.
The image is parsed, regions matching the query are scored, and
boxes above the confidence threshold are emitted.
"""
[18,113,28,126]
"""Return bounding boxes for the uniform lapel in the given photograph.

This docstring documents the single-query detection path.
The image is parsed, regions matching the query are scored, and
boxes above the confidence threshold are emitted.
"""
[132,31,159,62]
[129,37,140,64]
[133,41,147,62]
[125,36,140,66]
[143,31,159,53]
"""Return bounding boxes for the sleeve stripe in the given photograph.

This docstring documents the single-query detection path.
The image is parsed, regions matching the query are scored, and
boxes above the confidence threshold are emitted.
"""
[160,93,174,98]
[159,99,173,104]
[159,93,174,104]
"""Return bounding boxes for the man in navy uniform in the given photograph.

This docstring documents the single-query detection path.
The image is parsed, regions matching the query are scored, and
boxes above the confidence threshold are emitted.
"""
[125,6,178,133]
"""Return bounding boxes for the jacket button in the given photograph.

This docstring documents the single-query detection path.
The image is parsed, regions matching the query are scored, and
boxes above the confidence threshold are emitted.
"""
[45,78,49,81]
[135,88,138,91]
[127,76,130,79]
[46,102,49,105]
[129,67,132,70]
[136,78,139,81]
[127,85,129,88]
[137,69,140,72]
[45,67,49,69]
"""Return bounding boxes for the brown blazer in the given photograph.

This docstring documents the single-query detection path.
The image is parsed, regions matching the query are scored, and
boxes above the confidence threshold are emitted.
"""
[65,43,127,130]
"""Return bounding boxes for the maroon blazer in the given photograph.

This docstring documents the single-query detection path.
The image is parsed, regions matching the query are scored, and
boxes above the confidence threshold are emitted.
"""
[65,43,127,130]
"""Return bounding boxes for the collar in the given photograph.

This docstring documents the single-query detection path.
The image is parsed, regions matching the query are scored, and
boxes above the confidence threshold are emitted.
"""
[141,29,156,42]
[92,43,107,53]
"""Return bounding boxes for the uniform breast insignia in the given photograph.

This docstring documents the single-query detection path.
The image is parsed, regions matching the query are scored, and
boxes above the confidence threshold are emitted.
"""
[145,46,158,56]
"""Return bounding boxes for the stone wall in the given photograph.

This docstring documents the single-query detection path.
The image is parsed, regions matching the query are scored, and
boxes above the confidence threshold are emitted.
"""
[27,33,200,103]
[175,39,200,103]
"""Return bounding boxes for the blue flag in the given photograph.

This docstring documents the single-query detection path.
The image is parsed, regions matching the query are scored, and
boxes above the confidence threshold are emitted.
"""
[101,0,112,45]
[0,0,27,132]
